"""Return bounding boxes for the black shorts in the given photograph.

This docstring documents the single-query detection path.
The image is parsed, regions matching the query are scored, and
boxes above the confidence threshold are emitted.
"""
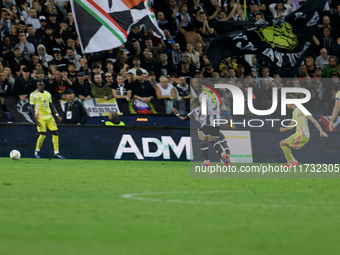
[198,125,220,138]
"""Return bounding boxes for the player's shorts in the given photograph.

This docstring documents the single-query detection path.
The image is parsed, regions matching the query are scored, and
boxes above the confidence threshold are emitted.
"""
[37,116,58,133]
[198,125,220,140]
[285,134,309,150]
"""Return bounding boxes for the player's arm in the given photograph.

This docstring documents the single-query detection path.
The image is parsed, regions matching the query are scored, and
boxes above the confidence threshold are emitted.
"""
[307,115,328,137]
[30,104,41,127]
[49,103,62,122]
[329,100,340,131]
[172,107,189,121]
[280,121,295,132]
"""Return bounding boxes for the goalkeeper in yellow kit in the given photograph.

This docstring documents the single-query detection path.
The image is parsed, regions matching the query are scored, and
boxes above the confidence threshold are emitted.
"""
[30,80,65,159]
[279,99,328,168]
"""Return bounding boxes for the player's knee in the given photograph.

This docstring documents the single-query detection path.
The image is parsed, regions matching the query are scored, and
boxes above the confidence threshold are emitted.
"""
[280,140,286,147]
[39,132,46,136]
[51,131,58,136]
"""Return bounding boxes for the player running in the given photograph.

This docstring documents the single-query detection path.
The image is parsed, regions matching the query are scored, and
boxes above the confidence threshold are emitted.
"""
[172,88,231,167]
[280,97,328,168]
[30,80,65,159]
[329,90,340,131]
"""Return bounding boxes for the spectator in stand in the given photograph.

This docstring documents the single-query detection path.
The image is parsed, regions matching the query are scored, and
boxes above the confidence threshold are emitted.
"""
[8,46,30,73]
[130,41,142,60]
[32,0,42,16]
[73,71,92,101]
[126,25,145,51]
[163,29,175,54]
[42,25,56,52]
[3,66,15,86]
[8,5,23,24]
[315,27,340,56]
[311,80,328,117]
[305,56,317,77]
[25,8,40,31]
[15,32,35,61]
[48,69,69,101]
[37,44,53,69]
[269,0,293,18]
[47,13,59,32]
[64,47,81,71]
[141,51,160,78]
[90,73,112,100]
[51,47,69,71]
[185,43,200,69]
[315,48,330,70]
[1,8,12,33]
[191,0,205,15]
[207,0,221,22]
[59,21,73,42]
[175,2,191,28]
[62,89,88,125]
[193,10,215,40]
[13,66,35,101]
[144,38,165,64]
[248,3,265,21]
[104,72,114,89]
[148,71,157,89]
[163,0,178,24]
[90,64,104,79]
[317,15,333,38]
[261,67,274,82]
[66,38,82,56]
[111,74,131,102]
[171,43,184,69]
[178,61,194,77]
[0,70,12,108]
[157,11,174,34]
[26,24,41,49]
[155,76,176,114]
[128,57,148,76]
[114,51,129,74]
[36,16,48,38]
[132,69,155,103]
[174,76,190,115]
[178,16,205,48]
[159,53,176,77]
[67,62,77,83]
[182,52,196,71]
[322,56,339,78]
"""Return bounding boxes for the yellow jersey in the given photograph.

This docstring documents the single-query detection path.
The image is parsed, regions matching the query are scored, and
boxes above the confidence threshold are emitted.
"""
[293,107,310,138]
[336,90,340,101]
[30,90,53,119]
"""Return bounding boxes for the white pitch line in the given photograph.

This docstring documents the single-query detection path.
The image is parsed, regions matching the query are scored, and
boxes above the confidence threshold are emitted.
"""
[120,191,340,208]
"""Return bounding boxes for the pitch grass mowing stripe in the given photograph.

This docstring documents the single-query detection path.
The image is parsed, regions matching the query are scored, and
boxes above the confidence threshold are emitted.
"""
[1,159,340,255]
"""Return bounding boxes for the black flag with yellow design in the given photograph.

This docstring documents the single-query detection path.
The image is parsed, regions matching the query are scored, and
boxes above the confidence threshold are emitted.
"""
[207,0,326,77]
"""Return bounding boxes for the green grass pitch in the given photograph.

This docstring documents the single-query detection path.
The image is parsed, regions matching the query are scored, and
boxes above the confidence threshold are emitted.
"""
[0,158,339,255]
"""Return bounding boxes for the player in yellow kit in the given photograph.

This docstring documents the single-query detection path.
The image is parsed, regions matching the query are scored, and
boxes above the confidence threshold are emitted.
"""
[329,90,340,131]
[30,80,65,159]
[279,99,328,168]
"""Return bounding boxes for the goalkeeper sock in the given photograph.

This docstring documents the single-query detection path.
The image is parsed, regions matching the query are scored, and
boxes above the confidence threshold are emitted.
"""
[52,135,59,154]
[280,145,295,163]
[35,135,46,151]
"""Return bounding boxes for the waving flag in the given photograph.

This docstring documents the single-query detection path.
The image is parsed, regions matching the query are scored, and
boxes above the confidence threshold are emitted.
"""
[207,0,326,77]
[70,0,164,53]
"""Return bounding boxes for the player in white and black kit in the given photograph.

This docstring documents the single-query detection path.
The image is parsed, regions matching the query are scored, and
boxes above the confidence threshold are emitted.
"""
[172,88,231,166]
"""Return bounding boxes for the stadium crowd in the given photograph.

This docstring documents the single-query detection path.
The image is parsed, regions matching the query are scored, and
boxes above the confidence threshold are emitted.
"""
[0,0,340,123]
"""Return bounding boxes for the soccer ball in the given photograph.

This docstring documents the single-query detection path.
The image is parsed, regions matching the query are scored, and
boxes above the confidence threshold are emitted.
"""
[10,150,21,160]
